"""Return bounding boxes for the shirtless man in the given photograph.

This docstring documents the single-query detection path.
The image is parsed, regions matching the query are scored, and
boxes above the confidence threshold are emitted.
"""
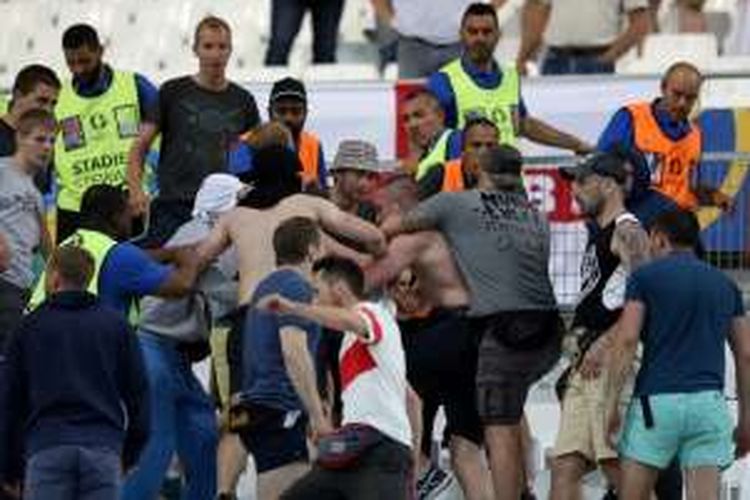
[198,145,385,304]
[367,174,491,500]
[199,146,385,500]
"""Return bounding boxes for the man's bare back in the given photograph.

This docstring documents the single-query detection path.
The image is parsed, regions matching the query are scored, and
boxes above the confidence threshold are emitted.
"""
[198,193,385,304]
[368,230,469,309]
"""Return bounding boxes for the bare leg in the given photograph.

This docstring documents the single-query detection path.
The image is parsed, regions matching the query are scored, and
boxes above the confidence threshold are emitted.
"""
[258,462,310,500]
[450,435,491,500]
[520,416,537,495]
[619,459,660,500]
[600,458,621,494]
[549,453,589,500]
[684,466,718,500]
[485,424,523,500]
[217,432,248,496]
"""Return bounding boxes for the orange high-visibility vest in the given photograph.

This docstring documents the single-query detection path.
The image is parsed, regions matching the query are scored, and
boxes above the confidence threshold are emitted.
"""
[627,102,702,209]
[441,159,465,192]
[298,131,321,187]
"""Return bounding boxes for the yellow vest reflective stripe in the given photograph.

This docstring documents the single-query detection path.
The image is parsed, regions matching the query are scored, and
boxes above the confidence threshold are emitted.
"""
[440,60,520,145]
[54,70,140,212]
[416,129,452,181]
[28,229,117,310]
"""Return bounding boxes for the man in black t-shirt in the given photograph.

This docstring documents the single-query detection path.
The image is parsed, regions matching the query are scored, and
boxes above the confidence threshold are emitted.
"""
[127,16,260,248]
[0,65,61,193]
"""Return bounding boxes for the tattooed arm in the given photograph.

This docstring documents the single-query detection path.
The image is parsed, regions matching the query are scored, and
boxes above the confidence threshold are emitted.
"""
[611,218,650,272]
[380,195,446,239]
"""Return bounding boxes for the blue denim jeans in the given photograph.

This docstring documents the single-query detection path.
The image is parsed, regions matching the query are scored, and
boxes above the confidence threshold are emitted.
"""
[121,332,218,500]
[265,0,345,65]
[541,49,615,75]
[25,445,120,500]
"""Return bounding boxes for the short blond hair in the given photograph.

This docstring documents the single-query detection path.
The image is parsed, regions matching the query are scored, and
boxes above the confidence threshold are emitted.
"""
[193,15,232,49]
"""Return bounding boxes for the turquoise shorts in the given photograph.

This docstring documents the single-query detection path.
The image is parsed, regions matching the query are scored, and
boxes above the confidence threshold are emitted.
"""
[619,390,734,470]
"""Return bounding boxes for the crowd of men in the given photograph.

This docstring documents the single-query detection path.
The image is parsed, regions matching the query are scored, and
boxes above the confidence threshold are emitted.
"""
[0,3,748,500]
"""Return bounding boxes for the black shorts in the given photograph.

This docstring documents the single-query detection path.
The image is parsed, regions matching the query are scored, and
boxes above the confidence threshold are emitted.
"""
[237,403,309,474]
[400,308,483,445]
[474,309,563,425]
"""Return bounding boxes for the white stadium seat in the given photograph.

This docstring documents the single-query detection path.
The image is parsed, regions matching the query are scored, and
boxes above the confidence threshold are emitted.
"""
[303,63,380,82]
[616,33,719,75]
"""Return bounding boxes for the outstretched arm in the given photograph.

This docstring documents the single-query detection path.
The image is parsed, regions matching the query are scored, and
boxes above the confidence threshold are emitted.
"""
[520,116,593,154]
[195,215,232,268]
[366,234,424,290]
[258,294,379,343]
[315,199,386,256]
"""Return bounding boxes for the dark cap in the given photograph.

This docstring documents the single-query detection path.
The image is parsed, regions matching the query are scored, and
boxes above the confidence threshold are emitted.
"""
[480,144,523,176]
[270,77,306,105]
[560,152,628,184]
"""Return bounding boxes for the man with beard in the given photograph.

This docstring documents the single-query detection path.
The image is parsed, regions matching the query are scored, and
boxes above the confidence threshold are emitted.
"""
[427,3,593,155]
[384,145,563,500]
[550,153,650,500]
[268,77,328,193]
[55,24,158,241]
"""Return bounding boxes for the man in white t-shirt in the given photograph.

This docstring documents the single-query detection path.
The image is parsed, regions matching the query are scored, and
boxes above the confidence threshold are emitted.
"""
[257,256,415,500]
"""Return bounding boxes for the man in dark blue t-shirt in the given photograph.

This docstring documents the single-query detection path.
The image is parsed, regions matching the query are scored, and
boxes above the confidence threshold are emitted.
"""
[235,216,330,500]
[606,209,750,500]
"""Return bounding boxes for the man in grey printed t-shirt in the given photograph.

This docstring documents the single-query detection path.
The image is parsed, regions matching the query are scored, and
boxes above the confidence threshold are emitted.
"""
[383,145,562,500]
[0,109,55,350]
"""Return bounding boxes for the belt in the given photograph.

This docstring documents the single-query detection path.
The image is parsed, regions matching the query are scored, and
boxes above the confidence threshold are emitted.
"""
[549,45,610,57]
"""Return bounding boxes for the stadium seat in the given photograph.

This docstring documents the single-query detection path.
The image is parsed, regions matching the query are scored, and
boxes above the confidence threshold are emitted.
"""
[616,33,719,75]
[303,63,380,81]
[707,55,750,74]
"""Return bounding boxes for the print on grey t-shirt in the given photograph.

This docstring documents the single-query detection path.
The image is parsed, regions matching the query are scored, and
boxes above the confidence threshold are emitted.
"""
[413,189,557,316]
[0,158,43,289]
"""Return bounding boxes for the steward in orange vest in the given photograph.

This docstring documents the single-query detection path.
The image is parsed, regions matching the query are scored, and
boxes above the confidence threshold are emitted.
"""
[268,77,327,192]
[598,63,732,228]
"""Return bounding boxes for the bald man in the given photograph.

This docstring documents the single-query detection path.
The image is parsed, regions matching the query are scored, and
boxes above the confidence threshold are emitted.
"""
[597,61,731,229]
[367,174,490,500]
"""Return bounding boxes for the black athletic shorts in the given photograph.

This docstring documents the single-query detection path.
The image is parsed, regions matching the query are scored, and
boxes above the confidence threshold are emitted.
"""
[400,307,483,445]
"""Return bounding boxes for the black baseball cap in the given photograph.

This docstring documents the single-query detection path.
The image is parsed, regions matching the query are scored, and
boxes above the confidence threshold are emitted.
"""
[269,77,306,105]
[560,152,628,184]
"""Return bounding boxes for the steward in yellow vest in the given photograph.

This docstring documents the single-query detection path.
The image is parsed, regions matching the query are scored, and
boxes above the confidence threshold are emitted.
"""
[28,184,202,323]
[56,24,160,242]
[401,89,462,180]
[426,3,593,156]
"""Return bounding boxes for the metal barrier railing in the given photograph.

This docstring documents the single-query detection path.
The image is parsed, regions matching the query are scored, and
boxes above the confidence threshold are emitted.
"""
[524,153,750,308]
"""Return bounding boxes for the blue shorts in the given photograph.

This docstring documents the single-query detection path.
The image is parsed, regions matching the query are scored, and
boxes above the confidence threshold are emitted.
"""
[237,404,309,473]
[619,391,733,470]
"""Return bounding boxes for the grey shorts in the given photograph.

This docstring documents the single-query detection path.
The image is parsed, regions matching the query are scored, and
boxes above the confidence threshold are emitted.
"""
[474,310,563,425]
